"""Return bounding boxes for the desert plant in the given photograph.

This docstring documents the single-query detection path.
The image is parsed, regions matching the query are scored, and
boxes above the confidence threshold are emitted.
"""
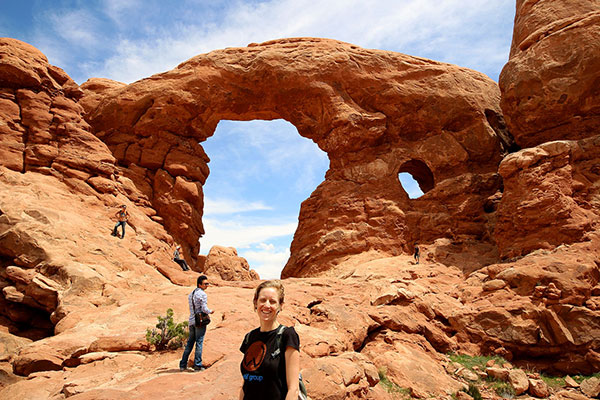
[540,373,566,389]
[448,352,507,372]
[377,367,412,399]
[488,380,515,398]
[465,383,483,400]
[572,372,600,384]
[145,308,188,350]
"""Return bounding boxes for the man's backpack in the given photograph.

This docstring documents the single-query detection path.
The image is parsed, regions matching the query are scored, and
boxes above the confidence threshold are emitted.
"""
[243,325,309,400]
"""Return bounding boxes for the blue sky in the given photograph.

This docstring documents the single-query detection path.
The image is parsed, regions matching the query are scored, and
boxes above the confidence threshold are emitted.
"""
[1,0,516,278]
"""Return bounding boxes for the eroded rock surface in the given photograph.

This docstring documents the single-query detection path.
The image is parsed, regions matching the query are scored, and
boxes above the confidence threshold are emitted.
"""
[496,0,600,259]
[499,0,600,148]
[81,37,507,277]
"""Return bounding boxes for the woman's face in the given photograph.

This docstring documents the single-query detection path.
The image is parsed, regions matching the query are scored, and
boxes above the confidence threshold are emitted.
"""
[255,287,281,323]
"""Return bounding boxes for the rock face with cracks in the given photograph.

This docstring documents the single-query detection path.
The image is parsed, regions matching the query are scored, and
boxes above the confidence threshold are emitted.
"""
[499,0,600,149]
[497,0,600,258]
[1,0,600,397]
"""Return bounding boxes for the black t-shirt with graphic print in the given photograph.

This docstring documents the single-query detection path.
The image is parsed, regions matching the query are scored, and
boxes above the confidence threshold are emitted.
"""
[240,325,299,400]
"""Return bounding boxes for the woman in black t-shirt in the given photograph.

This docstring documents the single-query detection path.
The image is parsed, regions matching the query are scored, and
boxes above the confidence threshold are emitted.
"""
[239,280,300,400]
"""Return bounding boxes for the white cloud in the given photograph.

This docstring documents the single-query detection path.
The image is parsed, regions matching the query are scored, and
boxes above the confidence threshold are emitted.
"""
[204,198,272,215]
[47,9,101,48]
[241,246,291,280]
[87,0,513,83]
[257,243,275,251]
[102,0,144,26]
[207,119,328,197]
[200,218,297,255]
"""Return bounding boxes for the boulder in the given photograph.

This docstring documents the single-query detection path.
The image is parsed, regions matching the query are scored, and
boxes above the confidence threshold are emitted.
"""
[485,367,509,381]
[202,246,259,281]
[508,369,529,395]
[564,375,579,388]
[580,377,600,398]
[495,137,600,259]
[528,378,550,398]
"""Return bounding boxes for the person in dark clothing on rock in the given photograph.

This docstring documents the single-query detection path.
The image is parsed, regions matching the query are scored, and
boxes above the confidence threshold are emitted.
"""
[414,243,420,264]
[173,245,190,271]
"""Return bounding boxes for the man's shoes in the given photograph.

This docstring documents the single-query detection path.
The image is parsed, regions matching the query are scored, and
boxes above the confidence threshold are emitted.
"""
[193,366,206,371]
[179,367,188,372]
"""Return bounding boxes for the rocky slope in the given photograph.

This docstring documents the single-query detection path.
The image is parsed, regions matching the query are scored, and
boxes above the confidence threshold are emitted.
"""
[1,0,600,398]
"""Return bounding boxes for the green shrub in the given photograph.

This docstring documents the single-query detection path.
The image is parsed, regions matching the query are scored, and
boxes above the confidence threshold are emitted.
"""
[489,380,515,398]
[145,308,188,350]
[540,374,565,389]
[465,383,483,400]
[377,367,412,399]
[572,372,600,384]
[448,352,506,372]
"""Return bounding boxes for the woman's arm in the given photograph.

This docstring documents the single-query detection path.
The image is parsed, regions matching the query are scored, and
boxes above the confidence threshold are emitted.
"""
[238,386,244,400]
[284,347,300,400]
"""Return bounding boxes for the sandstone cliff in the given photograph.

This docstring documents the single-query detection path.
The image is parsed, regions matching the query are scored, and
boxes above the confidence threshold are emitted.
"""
[1,0,600,398]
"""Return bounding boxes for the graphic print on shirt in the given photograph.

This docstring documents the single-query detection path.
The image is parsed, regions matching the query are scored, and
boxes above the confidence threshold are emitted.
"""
[242,341,267,372]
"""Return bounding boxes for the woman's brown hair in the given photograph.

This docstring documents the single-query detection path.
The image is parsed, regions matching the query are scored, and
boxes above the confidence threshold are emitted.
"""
[253,280,285,309]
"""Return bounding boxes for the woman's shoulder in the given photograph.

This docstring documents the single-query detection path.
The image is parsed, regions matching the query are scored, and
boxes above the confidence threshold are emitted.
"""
[282,325,297,335]
[282,325,300,344]
[245,326,262,339]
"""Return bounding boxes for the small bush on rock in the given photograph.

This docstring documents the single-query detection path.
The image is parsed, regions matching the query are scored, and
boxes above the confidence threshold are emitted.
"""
[377,367,412,399]
[145,308,188,350]
[489,380,515,398]
[449,352,506,371]
[465,383,483,400]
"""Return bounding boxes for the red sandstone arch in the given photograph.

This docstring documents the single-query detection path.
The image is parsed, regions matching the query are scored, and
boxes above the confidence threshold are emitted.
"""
[82,37,505,277]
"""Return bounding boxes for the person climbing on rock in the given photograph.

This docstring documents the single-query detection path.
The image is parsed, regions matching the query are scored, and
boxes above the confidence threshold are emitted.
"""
[413,243,420,264]
[174,245,190,271]
[111,204,129,239]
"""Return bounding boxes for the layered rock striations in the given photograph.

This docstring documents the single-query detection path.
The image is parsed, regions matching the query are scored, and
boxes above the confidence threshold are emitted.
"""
[0,38,116,181]
[499,0,600,148]
[497,0,600,258]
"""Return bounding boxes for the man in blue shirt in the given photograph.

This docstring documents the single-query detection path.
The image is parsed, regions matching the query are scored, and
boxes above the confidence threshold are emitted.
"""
[179,275,213,371]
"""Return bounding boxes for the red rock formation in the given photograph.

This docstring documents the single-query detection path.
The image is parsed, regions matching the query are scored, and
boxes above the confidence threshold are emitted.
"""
[1,0,600,396]
[495,137,600,258]
[202,246,259,281]
[499,0,600,148]
[0,38,116,179]
[496,0,600,258]
[82,37,507,277]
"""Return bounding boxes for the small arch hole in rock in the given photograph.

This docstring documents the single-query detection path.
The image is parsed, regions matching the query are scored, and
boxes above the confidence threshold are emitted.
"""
[397,159,433,199]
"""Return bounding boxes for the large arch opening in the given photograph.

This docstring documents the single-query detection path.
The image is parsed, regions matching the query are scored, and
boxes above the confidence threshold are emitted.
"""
[398,159,434,198]
[199,119,329,279]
